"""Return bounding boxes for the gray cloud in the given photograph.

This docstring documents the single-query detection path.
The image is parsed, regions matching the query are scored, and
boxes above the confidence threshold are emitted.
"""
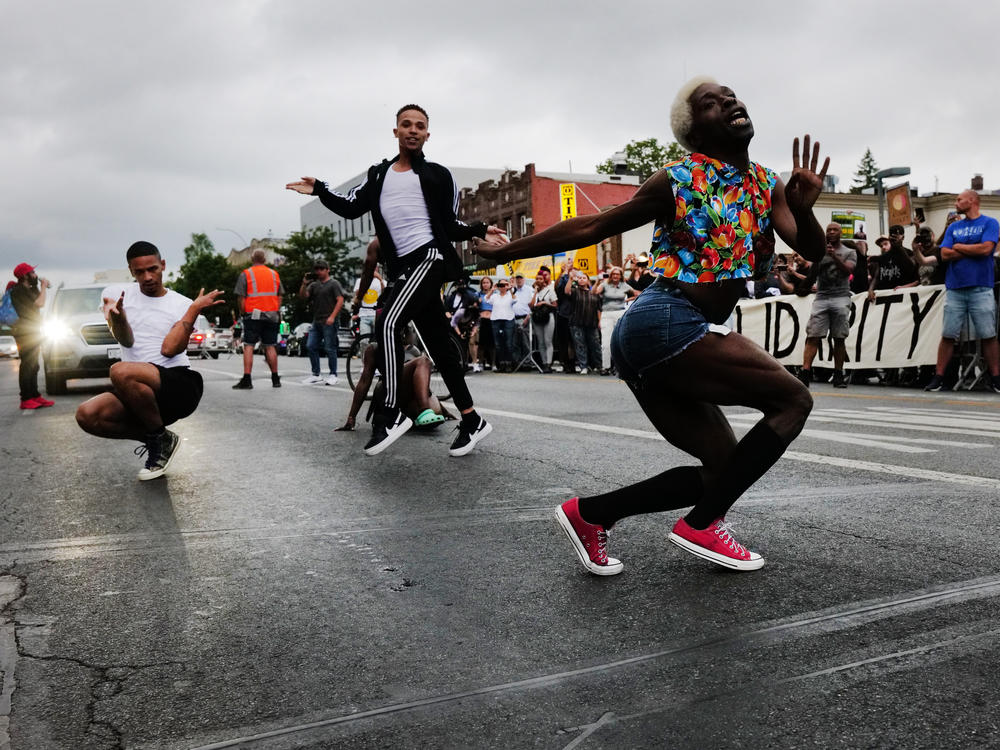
[4,0,999,284]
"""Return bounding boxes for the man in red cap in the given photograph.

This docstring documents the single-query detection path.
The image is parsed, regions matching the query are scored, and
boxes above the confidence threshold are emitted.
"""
[9,263,54,409]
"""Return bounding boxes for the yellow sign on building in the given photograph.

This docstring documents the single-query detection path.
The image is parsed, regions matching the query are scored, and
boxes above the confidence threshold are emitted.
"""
[556,183,598,276]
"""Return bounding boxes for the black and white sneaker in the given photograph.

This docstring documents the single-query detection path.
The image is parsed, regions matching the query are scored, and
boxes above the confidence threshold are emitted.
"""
[136,429,181,481]
[449,416,493,457]
[924,374,946,392]
[364,408,413,456]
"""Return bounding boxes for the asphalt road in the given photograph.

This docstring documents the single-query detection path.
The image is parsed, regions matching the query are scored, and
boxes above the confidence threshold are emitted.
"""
[2,352,1000,749]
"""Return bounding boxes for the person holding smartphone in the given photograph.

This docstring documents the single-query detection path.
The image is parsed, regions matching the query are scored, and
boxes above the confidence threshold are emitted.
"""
[298,259,344,386]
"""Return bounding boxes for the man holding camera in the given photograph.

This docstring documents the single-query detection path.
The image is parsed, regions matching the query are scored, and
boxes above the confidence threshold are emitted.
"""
[9,263,54,409]
[799,223,856,389]
[298,259,344,386]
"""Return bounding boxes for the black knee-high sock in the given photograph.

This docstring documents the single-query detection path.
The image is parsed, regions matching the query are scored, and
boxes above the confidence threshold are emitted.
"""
[684,421,787,529]
[578,466,703,529]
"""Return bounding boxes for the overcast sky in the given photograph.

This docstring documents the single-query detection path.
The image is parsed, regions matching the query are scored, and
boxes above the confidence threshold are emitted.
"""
[4,0,998,286]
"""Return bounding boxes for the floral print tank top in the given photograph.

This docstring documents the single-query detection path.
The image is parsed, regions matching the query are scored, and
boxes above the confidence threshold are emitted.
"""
[649,153,778,283]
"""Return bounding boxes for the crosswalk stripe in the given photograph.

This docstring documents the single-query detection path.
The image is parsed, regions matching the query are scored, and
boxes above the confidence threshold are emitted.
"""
[815,408,1000,432]
[473,408,998,485]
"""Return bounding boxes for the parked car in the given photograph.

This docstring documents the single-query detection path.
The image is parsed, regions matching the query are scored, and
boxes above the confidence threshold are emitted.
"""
[187,316,232,359]
[41,282,123,394]
[0,335,18,358]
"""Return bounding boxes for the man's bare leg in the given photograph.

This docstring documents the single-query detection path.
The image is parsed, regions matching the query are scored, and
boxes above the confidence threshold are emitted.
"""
[76,392,146,441]
[242,344,254,375]
[107,361,165,433]
[935,338,956,375]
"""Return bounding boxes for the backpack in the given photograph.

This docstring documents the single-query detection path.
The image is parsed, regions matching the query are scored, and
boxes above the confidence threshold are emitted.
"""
[531,304,551,325]
[0,289,17,327]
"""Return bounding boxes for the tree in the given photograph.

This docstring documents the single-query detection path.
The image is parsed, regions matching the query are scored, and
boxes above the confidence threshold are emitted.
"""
[168,233,241,326]
[850,148,879,194]
[279,226,360,327]
[596,138,687,181]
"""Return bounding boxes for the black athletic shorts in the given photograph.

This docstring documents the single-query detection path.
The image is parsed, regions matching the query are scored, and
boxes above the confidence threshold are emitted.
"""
[242,316,279,346]
[155,365,204,425]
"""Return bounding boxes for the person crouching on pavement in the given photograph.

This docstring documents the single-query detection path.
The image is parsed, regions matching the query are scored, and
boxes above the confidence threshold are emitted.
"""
[76,241,224,480]
[335,338,455,432]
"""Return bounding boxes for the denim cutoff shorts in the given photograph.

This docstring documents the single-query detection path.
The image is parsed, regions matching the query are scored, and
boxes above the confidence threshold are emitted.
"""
[611,280,712,386]
[942,286,997,340]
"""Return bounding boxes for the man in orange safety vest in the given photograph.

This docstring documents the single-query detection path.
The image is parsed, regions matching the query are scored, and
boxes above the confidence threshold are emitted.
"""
[233,249,285,389]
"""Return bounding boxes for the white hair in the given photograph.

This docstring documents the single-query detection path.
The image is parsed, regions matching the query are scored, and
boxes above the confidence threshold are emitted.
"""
[670,75,718,153]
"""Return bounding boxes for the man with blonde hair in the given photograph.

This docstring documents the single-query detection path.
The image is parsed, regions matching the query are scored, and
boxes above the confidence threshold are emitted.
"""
[480,77,829,575]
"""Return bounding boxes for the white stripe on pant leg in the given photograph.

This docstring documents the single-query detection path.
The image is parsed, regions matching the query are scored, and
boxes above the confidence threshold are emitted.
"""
[383,266,434,407]
[382,250,440,408]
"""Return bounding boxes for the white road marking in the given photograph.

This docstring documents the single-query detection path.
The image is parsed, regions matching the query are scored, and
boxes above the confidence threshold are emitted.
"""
[474,408,1000,487]
[816,408,1000,433]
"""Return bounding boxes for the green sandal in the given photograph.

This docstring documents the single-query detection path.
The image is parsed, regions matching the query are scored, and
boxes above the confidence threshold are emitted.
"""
[415,409,445,427]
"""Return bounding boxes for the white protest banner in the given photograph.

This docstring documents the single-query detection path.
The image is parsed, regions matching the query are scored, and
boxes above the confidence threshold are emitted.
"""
[733,285,946,369]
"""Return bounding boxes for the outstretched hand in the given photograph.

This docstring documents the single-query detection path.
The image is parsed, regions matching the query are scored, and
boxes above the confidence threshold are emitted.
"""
[101,291,125,320]
[784,135,829,214]
[481,225,509,248]
[285,177,317,195]
[475,227,509,259]
[194,288,226,310]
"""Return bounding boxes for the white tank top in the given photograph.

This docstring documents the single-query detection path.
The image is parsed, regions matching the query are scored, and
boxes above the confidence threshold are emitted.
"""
[380,167,435,257]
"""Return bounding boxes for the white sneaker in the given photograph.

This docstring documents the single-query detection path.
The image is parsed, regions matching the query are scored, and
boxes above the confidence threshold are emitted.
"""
[302,375,324,384]
[577,368,589,375]
[471,363,483,373]
[325,374,339,386]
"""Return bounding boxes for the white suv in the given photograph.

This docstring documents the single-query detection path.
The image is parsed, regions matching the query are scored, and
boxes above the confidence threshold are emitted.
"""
[41,283,124,394]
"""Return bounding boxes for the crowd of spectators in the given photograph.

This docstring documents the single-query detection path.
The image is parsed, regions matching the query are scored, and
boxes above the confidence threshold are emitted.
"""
[340,203,998,390]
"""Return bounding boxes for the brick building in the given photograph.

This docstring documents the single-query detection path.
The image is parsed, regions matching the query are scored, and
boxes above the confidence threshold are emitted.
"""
[456,164,641,272]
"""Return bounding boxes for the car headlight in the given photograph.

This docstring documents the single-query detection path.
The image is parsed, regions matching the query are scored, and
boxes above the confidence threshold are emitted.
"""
[42,319,75,342]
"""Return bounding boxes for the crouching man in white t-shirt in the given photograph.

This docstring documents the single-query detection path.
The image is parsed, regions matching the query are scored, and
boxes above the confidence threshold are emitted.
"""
[76,241,224,480]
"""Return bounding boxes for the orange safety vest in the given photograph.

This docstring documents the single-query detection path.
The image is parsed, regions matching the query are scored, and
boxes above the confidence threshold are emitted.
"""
[242,265,281,313]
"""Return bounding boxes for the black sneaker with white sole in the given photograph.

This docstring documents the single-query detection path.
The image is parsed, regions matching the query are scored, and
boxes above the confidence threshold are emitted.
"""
[136,429,181,481]
[364,408,413,456]
[449,416,493,457]
[924,374,946,392]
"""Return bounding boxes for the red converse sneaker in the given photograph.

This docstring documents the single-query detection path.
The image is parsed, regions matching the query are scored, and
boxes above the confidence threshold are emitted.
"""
[19,398,42,410]
[668,517,764,571]
[33,396,54,407]
[554,498,623,576]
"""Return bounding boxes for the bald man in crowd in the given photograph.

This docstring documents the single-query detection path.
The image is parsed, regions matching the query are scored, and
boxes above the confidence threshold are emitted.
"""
[925,190,1000,392]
